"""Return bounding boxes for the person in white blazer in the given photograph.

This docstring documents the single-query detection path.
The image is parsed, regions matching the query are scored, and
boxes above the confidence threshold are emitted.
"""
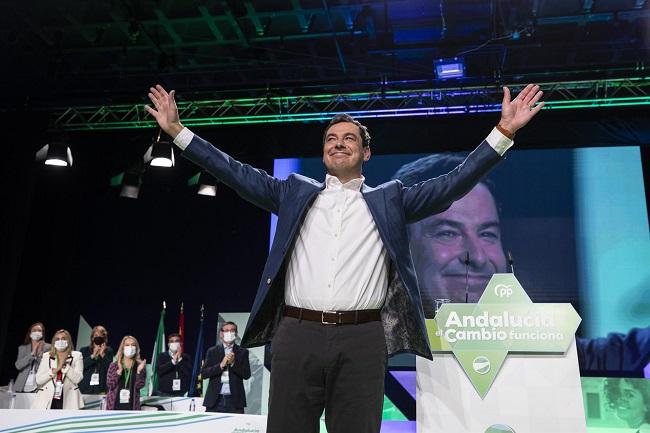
[31,329,84,410]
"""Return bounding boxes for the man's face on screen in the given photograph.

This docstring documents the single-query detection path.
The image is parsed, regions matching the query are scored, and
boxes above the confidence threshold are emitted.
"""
[409,183,507,316]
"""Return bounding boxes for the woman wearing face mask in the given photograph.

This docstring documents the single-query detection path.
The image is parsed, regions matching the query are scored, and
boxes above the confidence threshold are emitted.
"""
[31,329,84,410]
[106,335,147,410]
[14,322,51,393]
[155,333,192,396]
[79,325,114,394]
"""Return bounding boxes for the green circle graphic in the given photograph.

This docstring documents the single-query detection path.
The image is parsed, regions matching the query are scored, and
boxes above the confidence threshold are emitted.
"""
[472,355,491,375]
[485,424,516,433]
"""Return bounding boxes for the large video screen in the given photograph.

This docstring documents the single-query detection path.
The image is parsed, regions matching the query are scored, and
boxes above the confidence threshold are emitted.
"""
[272,146,650,341]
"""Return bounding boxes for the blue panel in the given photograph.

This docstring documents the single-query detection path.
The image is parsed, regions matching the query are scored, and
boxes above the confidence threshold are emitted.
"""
[574,147,650,337]
[270,158,300,248]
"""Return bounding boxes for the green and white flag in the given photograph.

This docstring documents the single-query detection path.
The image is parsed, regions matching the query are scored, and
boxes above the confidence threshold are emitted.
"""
[149,302,166,396]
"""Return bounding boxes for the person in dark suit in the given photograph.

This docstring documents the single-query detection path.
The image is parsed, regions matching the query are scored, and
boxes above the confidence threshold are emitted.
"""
[146,83,543,432]
[201,322,251,413]
[156,333,192,396]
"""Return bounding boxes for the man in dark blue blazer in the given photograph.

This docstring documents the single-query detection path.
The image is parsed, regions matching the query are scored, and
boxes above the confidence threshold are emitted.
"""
[201,322,251,413]
[146,83,544,432]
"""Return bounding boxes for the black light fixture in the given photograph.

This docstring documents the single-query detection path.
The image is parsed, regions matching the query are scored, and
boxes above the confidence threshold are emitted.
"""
[35,142,73,167]
[120,170,143,199]
[198,173,217,197]
[188,171,218,197]
[434,57,465,79]
[145,129,175,168]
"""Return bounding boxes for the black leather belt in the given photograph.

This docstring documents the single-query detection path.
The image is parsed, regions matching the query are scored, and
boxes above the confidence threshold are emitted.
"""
[283,305,381,325]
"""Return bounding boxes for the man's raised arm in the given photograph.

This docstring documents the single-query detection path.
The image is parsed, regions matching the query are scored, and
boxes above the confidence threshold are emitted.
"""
[145,85,288,213]
[402,84,545,223]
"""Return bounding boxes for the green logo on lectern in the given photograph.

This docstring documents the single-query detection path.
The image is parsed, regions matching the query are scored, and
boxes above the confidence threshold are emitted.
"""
[472,356,491,375]
[426,273,581,398]
[485,424,515,433]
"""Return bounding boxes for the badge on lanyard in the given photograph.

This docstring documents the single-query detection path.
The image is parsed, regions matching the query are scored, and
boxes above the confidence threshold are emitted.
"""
[90,373,100,386]
[53,380,63,400]
[172,378,181,391]
[119,388,130,404]
[220,369,229,384]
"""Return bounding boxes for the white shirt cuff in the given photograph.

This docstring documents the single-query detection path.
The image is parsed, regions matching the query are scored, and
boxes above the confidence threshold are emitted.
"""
[173,127,194,150]
[485,127,514,156]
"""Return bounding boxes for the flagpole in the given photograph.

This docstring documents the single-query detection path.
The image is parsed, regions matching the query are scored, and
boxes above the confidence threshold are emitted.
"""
[179,302,185,351]
[189,304,205,397]
[150,301,167,396]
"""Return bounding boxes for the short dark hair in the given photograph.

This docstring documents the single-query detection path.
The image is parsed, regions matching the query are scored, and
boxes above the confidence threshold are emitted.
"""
[168,332,181,341]
[323,114,371,148]
[220,321,238,333]
[392,153,498,200]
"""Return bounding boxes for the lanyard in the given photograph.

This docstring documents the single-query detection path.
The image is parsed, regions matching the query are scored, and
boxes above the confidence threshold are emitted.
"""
[122,365,132,388]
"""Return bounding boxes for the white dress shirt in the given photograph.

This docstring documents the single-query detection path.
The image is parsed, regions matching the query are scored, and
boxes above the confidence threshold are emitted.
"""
[173,127,513,311]
[284,174,390,311]
[220,344,233,395]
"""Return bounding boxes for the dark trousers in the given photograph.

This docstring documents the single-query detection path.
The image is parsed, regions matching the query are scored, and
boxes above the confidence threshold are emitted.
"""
[267,316,387,433]
[206,394,244,414]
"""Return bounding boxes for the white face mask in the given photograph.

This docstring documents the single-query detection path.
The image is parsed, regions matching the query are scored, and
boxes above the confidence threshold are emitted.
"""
[168,342,181,353]
[123,345,137,358]
[30,331,43,341]
[223,331,236,343]
[54,340,68,351]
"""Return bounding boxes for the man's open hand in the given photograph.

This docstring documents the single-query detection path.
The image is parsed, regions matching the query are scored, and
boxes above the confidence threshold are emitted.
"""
[145,85,184,138]
[499,84,544,134]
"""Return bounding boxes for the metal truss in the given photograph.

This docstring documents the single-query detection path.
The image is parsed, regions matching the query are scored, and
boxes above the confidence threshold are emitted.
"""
[51,77,650,131]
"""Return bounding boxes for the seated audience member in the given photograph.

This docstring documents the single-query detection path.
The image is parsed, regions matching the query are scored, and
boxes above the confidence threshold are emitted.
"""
[156,333,192,396]
[31,329,84,409]
[106,335,147,410]
[79,325,114,394]
[14,322,51,393]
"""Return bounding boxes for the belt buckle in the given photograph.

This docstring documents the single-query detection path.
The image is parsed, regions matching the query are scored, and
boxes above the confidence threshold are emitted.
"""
[321,310,339,325]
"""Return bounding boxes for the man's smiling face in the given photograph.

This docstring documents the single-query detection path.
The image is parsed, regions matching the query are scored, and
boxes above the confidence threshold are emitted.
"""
[322,122,370,181]
[409,183,507,314]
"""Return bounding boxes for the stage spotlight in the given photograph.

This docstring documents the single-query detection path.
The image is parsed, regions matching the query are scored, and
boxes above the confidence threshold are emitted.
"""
[119,171,142,199]
[188,171,218,197]
[198,181,217,197]
[434,57,465,79]
[35,142,73,167]
[144,130,175,167]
